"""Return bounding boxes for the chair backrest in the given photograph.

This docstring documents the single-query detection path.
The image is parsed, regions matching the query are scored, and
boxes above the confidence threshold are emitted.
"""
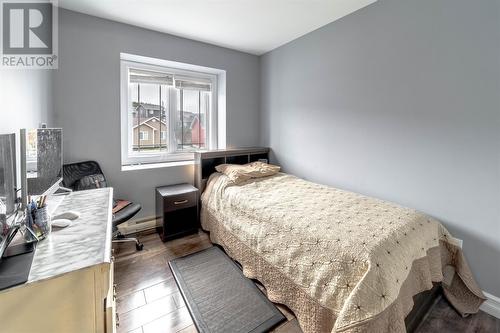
[62,160,107,190]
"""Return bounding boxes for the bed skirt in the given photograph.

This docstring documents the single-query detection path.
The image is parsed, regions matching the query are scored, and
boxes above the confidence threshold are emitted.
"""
[201,209,485,333]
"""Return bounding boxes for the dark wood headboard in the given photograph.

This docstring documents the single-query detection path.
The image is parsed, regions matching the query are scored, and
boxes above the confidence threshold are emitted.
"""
[194,147,270,193]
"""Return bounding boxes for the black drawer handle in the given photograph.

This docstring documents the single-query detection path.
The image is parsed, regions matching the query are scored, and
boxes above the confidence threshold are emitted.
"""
[174,199,189,205]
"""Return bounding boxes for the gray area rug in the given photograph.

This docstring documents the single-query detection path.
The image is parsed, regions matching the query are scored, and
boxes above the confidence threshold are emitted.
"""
[169,246,285,333]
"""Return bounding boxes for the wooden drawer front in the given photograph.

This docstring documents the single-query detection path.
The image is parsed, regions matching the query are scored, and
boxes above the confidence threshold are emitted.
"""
[105,292,116,333]
[105,261,116,333]
[163,191,197,212]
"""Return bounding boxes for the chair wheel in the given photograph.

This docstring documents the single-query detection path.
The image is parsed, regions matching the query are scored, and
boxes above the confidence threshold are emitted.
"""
[136,243,144,251]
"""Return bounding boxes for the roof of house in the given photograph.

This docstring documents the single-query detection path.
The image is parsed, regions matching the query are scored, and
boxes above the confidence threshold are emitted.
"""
[133,117,167,129]
[132,102,165,111]
[132,112,203,129]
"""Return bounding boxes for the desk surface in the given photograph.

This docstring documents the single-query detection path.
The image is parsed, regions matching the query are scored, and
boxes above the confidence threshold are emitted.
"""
[27,188,113,283]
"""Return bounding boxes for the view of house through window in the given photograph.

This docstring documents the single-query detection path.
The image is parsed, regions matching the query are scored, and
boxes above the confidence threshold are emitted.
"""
[176,89,210,150]
[121,55,223,166]
[130,69,211,153]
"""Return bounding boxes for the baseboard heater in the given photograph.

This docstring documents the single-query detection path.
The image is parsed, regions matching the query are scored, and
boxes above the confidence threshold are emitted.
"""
[117,216,159,235]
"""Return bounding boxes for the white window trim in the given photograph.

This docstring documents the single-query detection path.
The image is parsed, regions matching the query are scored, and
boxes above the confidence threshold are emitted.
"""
[139,131,148,141]
[120,52,226,168]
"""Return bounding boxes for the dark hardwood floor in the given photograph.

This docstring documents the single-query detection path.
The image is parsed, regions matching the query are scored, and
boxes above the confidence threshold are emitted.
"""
[113,231,499,333]
[415,297,499,333]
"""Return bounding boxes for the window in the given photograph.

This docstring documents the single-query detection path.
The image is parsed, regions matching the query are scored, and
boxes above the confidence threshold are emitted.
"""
[120,53,226,167]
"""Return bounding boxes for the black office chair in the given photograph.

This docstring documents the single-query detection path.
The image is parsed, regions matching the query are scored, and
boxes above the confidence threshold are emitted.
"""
[62,161,144,251]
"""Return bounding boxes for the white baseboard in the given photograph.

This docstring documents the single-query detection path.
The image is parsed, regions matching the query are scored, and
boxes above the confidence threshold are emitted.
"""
[480,291,500,319]
[117,215,159,235]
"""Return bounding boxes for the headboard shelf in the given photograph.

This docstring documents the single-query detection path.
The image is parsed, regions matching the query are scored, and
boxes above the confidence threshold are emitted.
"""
[194,147,270,193]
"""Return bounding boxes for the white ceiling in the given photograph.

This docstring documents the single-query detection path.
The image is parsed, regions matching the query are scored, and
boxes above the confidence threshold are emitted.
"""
[58,0,377,55]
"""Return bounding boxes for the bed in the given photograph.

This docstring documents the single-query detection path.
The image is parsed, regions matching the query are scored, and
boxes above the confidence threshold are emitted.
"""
[194,148,485,333]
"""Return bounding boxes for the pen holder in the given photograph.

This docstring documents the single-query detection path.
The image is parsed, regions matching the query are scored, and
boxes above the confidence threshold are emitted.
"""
[36,206,51,236]
[25,205,51,242]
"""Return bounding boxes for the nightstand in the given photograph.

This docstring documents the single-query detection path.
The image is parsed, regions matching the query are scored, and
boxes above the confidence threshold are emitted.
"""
[155,184,199,242]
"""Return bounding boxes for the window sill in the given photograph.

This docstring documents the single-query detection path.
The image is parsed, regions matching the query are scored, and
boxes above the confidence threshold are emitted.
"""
[121,160,194,171]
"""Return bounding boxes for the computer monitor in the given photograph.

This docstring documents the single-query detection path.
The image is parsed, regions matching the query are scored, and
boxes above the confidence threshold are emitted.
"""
[20,128,63,207]
[0,133,19,257]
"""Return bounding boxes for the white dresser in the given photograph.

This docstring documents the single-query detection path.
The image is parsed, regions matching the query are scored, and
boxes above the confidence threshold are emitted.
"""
[0,188,116,333]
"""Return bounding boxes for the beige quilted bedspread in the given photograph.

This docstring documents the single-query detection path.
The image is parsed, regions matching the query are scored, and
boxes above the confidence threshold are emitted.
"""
[201,173,485,333]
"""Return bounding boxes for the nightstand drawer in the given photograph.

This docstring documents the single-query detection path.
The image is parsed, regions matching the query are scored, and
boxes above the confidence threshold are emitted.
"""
[163,191,197,212]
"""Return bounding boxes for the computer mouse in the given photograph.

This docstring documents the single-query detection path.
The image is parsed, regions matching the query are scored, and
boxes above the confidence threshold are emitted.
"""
[52,219,72,228]
[52,211,80,220]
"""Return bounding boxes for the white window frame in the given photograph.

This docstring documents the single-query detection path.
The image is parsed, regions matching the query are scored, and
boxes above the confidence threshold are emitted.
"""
[139,131,148,141]
[160,130,166,141]
[120,53,226,168]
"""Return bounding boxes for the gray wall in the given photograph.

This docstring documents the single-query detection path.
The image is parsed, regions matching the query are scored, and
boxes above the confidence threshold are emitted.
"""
[54,9,260,219]
[0,70,53,134]
[260,0,500,296]
[0,69,53,182]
